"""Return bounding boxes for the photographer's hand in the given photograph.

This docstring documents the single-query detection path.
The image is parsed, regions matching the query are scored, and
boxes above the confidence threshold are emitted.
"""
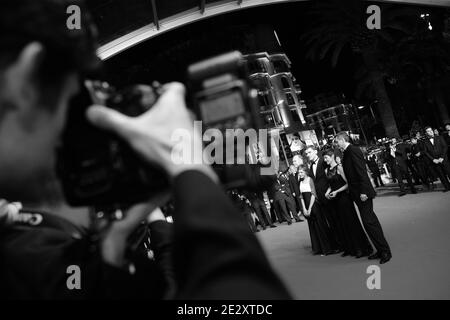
[86,82,217,183]
[0,200,21,226]
[101,193,169,268]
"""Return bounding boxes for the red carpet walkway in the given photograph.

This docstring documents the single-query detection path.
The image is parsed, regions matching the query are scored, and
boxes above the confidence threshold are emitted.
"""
[256,190,450,299]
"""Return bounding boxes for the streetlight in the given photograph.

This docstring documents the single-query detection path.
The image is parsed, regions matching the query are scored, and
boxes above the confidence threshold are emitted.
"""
[420,13,433,31]
[359,100,378,122]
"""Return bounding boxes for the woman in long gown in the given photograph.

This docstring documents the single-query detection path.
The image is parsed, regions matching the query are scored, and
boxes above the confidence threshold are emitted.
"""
[323,150,373,258]
[298,166,334,256]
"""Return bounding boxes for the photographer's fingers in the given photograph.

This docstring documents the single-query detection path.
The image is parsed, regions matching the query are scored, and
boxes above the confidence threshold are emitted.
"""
[159,82,186,98]
[0,199,9,222]
[154,83,189,117]
[87,82,188,139]
[111,192,171,234]
[86,105,135,138]
[147,207,167,224]
[110,202,158,238]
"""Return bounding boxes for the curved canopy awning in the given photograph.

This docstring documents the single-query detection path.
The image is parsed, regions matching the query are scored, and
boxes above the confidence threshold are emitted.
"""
[91,0,450,60]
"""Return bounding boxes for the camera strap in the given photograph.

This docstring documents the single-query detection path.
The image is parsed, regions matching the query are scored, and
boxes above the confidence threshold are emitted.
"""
[8,208,87,240]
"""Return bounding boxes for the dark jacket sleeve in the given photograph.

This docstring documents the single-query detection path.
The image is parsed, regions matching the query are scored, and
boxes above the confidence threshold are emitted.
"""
[148,220,176,299]
[349,146,373,197]
[422,141,435,161]
[440,136,448,157]
[0,225,168,299]
[0,227,121,299]
[172,170,291,299]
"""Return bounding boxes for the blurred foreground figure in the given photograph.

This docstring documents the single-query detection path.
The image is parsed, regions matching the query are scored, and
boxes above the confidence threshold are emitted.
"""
[0,0,290,299]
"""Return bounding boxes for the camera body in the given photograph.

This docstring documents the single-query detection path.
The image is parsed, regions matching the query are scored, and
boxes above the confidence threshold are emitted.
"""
[188,51,275,190]
[57,81,169,208]
[57,51,274,208]
[188,51,262,132]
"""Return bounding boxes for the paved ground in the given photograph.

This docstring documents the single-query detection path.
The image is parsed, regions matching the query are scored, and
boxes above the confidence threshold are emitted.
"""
[256,186,450,300]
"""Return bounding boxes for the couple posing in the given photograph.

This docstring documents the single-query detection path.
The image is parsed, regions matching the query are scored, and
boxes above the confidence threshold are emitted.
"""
[299,132,392,265]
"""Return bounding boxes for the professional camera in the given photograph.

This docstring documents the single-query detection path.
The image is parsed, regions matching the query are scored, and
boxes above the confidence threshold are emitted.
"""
[188,51,276,190]
[188,51,262,132]
[57,80,170,208]
[57,51,275,209]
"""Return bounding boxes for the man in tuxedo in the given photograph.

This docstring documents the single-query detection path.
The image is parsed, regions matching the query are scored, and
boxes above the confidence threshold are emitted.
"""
[422,126,450,191]
[366,154,384,188]
[279,171,303,222]
[229,191,259,233]
[410,135,433,190]
[244,191,277,229]
[305,146,342,252]
[415,130,438,184]
[268,175,299,225]
[288,164,305,220]
[292,155,304,174]
[335,132,392,264]
[444,123,450,160]
[385,138,417,196]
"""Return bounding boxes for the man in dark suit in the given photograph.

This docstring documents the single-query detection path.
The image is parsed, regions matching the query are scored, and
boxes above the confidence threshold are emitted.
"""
[422,126,450,191]
[305,146,342,252]
[335,132,391,264]
[268,175,298,225]
[443,123,450,161]
[244,191,277,229]
[292,155,304,179]
[366,154,384,188]
[288,165,305,220]
[385,138,417,196]
[410,135,433,190]
[279,171,303,222]
[229,190,259,233]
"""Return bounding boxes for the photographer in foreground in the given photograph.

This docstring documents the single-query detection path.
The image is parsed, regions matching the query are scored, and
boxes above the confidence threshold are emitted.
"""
[0,0,290,299]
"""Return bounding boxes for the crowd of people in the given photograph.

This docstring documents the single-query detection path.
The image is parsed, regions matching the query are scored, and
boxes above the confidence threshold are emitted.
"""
[371,125,450,195]
[230,124,450,265]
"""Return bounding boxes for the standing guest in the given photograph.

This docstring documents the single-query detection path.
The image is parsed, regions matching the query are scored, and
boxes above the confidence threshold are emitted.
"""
[244,191,277,229]
[366,154,384,188]
[410,135,433,191]
[335,132,392,264]
[386,138,417,196]
[305,146,343,252]
[422,126,450,192]
[403,136,422,187]
[444,123,450,159]
[382,144,397,183]
[298,166,335,256]
[229,190,258,233]
[278,171,303,222]
[289,133,306,155]
[292,155,304,183]
[323,150,373,258]
[416,130,437,184]
[268,179,295,225]
[434,128,440,137]
[288,165,305,220]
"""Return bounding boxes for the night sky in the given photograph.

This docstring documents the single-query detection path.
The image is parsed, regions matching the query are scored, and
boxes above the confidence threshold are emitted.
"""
[104,2,355,99]
[102,1,448,134]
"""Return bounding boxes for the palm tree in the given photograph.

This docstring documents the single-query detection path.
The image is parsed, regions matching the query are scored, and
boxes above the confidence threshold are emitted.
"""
[301,0,421,137]
[386,15,450,125]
